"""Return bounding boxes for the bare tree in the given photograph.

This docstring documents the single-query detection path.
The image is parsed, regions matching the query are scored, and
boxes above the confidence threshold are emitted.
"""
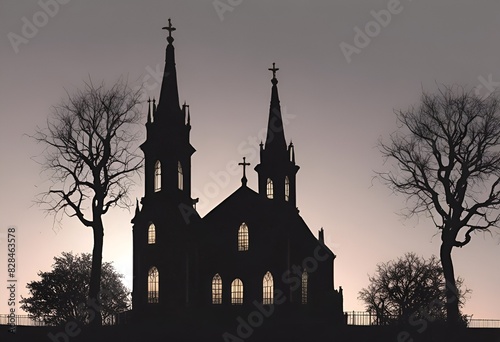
[379,86,500,326]
[358,252,469,325]
[33,79,143,326]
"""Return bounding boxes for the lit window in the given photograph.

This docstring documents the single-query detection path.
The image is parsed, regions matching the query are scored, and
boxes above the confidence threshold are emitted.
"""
[231,278,243,305]
[148,267,159,303]
[263,271,274,304]
[238,223,249,251]
[302,270,308,304]
[266,178,273,199]
[212,274,222,304]
[154,160,161,192]
[178,161,183,190]
[285,176,290,202]
[148,223,156,244]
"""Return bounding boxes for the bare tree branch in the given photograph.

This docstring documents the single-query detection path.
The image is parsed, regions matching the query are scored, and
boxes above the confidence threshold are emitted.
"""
[31,78,144,326]
[378,85,500,325]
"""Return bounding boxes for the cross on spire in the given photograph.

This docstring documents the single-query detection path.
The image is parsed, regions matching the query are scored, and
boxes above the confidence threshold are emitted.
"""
[238,157,250,186]
[268,62,279,79]
[162,18,176,43]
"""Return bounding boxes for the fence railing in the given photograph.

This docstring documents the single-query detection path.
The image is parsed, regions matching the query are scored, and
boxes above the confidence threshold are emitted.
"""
[0,311,131,327]
[468,319,500,328]
[344,311,500,328]
[2,312,499,328]
[0,314,45,326]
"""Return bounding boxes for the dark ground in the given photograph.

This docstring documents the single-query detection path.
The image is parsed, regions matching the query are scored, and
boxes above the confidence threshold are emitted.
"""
[3,323,500,342]
[3,309,500,342]
[2,324,500,341]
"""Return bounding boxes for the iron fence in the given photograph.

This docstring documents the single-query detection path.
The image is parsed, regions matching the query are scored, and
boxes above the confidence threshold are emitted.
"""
[344,311,500,328]
[2,312,499,328]
[0,314,45,326]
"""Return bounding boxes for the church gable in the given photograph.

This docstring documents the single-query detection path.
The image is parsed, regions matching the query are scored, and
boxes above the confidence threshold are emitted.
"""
[198,183,336,307]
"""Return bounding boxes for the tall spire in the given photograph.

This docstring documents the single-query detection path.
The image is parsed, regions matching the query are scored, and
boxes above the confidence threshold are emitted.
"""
[255,63,299,206]
[156,19,181,122]
[265,63,287,153]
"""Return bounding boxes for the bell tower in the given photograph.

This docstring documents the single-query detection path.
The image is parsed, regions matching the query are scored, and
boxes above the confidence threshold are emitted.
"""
[255,63,300,207]
[132,19,198,318]
[141,19,195,204]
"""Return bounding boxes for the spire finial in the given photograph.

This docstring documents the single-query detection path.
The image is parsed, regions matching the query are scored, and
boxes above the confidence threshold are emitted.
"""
[183,102,190,125]
[135,198,140,215]
[238,157,250,187]
[147,98,151,123]
[268,62,279,84]
[162,18,176,44]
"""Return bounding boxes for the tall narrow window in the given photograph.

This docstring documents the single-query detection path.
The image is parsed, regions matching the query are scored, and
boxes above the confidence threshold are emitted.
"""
[154,160,161,192]
[231,278,243,305]
[148,223,156,244]
[301,270,308,304]
[263,271,274,304]
[285,176,290,202]
[212,274,222,304]
[238,223,249,251]
[266,178,273,199]
[178,161,183,190]
[148,267,159,303]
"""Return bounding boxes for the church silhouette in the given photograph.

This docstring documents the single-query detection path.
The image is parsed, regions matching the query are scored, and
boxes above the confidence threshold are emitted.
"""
[130,20,344,330]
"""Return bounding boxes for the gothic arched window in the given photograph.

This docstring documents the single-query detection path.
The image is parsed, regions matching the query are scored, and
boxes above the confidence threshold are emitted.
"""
[148,223,156,244]
[263,271,274,304]
[148,267,159,303]
[302,270,308,304]
[238,223,249,251]
[212,273,222,304]
[285,176,290,202]
[266,178,273,199]
[231,278,243,305]
[178,161,183,190]
[154,160,161,192]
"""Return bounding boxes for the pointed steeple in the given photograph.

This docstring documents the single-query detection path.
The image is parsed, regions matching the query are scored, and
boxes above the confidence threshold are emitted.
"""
[255,63,300,206]
[265,63,287,153]
[155,19,182,123]
[140,19,195,204]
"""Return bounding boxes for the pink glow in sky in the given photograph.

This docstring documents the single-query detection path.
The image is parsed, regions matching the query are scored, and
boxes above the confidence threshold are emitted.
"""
[1,1,499,319]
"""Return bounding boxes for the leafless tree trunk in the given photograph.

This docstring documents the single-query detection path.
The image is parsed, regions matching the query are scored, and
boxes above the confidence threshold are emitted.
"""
[33,79,143,327]
[379,86,500,327]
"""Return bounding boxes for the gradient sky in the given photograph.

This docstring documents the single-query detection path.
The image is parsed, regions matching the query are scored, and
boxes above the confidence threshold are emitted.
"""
[1,0,499,319]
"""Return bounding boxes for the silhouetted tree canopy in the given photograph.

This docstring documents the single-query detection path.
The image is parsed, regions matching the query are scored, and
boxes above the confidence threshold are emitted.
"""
[20,252,130,326]
[358,252,470,325]
[32,79,143,326]
[379,86,500,326]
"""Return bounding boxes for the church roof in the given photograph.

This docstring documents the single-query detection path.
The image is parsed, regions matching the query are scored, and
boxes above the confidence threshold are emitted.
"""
[201,184,334,257]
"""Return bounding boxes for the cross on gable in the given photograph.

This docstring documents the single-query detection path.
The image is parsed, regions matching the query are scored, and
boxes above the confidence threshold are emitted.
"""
[268,62,279,79]
[238,157,250,177]
[238,157,250,186]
